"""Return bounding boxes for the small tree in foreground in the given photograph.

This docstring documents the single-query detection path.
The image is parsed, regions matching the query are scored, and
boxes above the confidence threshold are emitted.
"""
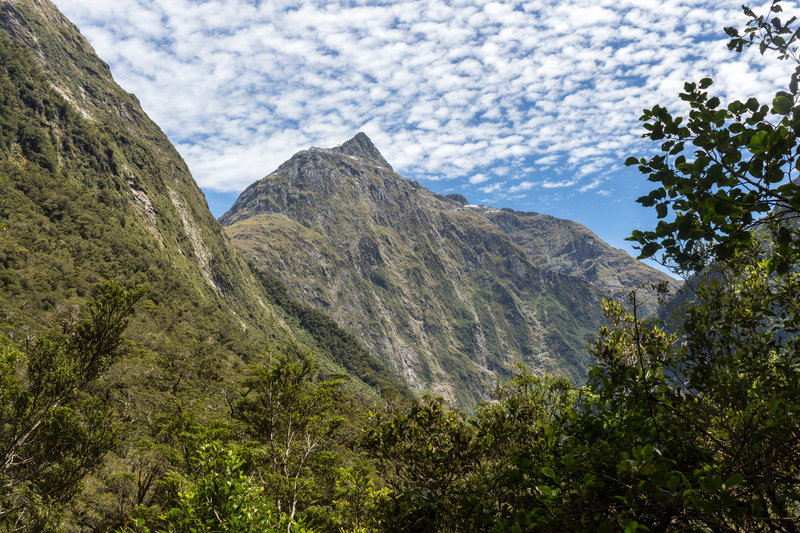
[0,282,144,531]
[160,444,306,533]
[233,342,347,524]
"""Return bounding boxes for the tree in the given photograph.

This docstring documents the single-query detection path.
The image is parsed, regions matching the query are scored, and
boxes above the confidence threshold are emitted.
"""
[124,443,307,533]
[0,282,144,531]
[363,396,476,532]
[361,371,578,531]
[233,343,346,524]
[470,372,577,530]
[535,1,800,529]
[627,0,800,275]
[551,267,799,531]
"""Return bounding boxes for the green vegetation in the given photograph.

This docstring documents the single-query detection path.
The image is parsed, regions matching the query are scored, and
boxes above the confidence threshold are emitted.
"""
[0,7,400,531]
[129,444,310,533]
[234,342,350,522]
[0,283,142,530]
[627,2,800,275]
[360,2,800,530]
[1,0,798,530]
[363,373,576,531]
[115,342,386,533]
[254,269,407,396]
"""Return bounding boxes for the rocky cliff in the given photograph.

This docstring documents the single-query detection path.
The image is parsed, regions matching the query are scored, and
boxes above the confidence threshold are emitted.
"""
[471,206,673,316]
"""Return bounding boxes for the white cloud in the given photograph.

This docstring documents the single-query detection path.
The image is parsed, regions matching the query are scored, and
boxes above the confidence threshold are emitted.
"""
[542,178,580,189]
[53,0,800,199]
[481,182,505,194]
[508,180,536,193]
[579,177,604,192]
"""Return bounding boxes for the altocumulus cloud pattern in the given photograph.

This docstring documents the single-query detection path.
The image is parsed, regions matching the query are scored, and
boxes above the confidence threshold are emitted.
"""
[56,0,796,213]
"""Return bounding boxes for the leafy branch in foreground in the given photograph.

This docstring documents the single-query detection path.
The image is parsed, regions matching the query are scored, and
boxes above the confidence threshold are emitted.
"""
[627,0,800,274]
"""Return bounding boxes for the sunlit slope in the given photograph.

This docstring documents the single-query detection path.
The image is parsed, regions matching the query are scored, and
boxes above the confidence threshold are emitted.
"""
[222,134,637,409]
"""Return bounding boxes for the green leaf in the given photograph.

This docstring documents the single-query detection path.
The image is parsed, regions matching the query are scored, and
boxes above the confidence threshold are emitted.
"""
[749,130,768,149]
[700,476,723,492]
[725,473,744,487]
[624,521,642,533]
[773,94,793,115]
[639,463,657,476]
[639,242,661,259]
[666,475,681,491]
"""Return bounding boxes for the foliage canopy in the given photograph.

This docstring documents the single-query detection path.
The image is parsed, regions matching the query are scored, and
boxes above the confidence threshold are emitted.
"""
[0,282,143,531]
[2,1,799,531]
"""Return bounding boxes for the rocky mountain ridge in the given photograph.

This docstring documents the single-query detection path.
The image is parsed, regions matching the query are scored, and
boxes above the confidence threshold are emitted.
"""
[467,205,674,311]
[222,133,675,408]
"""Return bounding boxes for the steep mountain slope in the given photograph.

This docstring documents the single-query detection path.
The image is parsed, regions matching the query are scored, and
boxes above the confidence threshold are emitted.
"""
[0,0,400,393]
[222,134,670,407]
[0,3,404,526]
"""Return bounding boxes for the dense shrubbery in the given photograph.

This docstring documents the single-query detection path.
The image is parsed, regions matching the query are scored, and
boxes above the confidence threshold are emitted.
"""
[0,283,143,530]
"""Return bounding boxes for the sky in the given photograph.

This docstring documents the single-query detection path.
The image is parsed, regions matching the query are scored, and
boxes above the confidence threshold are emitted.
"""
[54,0,798,265]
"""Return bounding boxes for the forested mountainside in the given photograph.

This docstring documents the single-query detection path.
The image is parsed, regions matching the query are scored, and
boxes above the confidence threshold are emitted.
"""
[0,0,402,389]
[221,133,674,408]
[0,0,404,528]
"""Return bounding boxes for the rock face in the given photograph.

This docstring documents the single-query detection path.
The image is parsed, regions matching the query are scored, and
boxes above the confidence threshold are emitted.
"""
[222,134,676,408]
[330,132,393,169]
[470,207,674,316]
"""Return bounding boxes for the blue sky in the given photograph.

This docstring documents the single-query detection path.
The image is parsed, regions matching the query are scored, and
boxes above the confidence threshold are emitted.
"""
[55,0,797,267]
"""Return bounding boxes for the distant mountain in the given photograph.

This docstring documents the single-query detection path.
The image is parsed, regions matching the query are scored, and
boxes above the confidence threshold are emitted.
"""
[221,133,676,408]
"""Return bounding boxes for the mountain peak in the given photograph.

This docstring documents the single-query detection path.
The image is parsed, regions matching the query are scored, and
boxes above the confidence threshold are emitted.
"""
[330,132,392,170]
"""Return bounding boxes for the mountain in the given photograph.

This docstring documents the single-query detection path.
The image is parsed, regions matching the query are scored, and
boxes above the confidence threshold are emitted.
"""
[468,206,673,315]
[0,2,404,527]
[0,0,403,387]
[221,133,676,408]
